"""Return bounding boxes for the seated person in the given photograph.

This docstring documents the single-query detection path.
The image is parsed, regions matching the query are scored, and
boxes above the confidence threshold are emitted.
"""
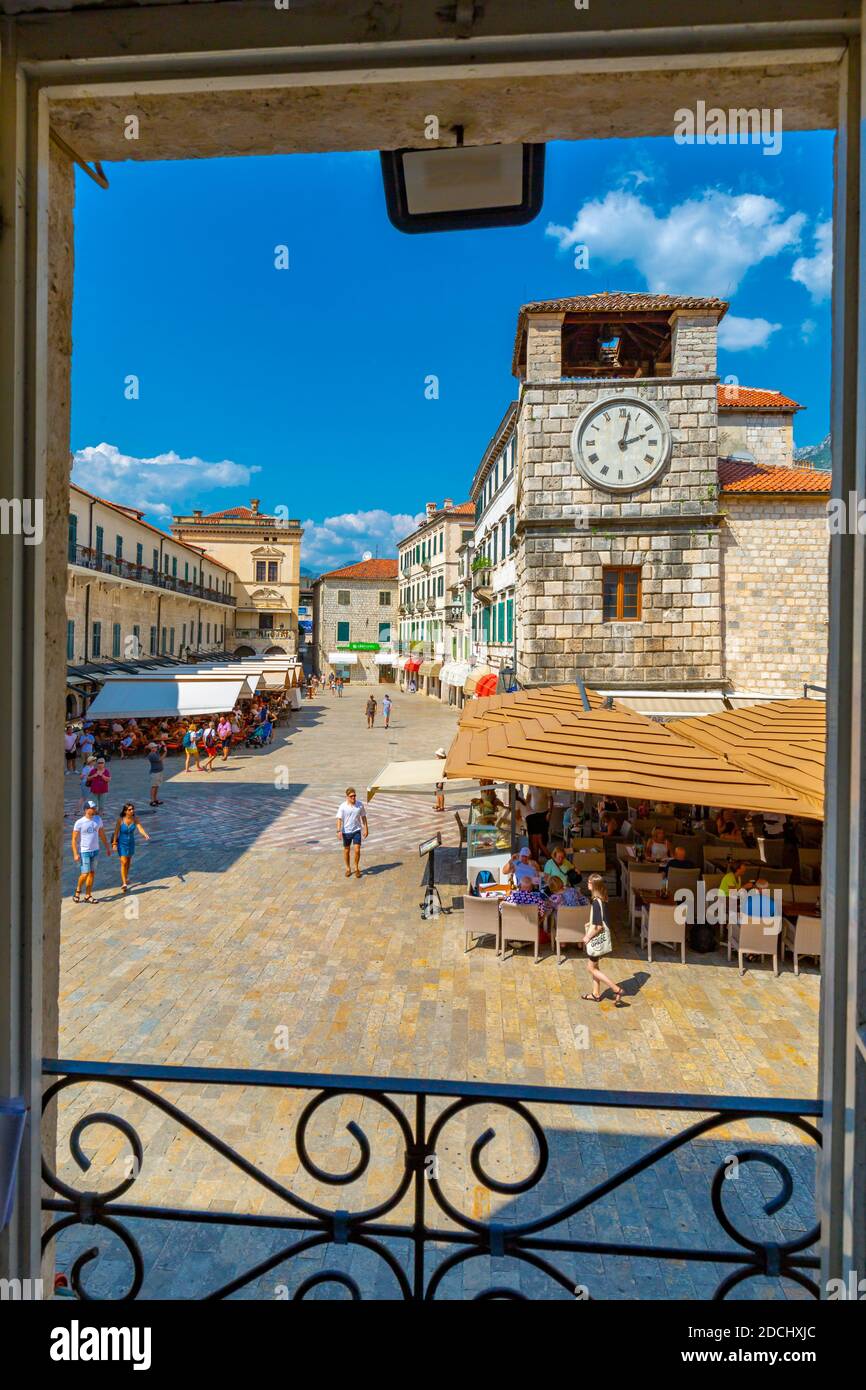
[719,861,762,897]
[714,808,738,837]
[647,826,671,862]
[543,846,575,888]
[504,846,542,889]
[549,880,590,910]
[668,845,698,870]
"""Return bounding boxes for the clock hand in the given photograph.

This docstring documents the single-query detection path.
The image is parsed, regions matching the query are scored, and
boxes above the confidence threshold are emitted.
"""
[622,428,652,446]
[619,413,631,445]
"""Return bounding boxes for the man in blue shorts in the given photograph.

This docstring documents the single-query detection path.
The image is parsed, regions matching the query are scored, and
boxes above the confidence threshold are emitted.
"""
[336,786,369,879]
[71,800,112,903]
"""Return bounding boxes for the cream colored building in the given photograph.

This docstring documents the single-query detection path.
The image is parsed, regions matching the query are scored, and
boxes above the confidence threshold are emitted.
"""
[397,499,474,695]
[172,499,302,656]
[66,483,236,668]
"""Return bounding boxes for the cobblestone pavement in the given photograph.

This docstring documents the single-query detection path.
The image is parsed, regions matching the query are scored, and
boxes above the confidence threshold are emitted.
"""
[52,685,820,1300]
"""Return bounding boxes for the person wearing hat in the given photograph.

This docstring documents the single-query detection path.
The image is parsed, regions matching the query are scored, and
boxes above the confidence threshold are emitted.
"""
[504,846,542,890]
[146,739,166,806]
[71,801,112,903]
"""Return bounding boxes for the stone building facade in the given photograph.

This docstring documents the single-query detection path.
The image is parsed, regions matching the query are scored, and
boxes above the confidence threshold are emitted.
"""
[172,500,302,656]
[508,292,829,701]
[468,403,518,680]
[717,386,802,469]
[397,499,475,661]
[66,484,236,667]
[719,465,830,695]
[313,558,398,684]
[514,294,725,691]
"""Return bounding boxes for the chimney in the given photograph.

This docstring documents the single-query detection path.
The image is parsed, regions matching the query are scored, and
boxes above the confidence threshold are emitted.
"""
[250,498,260,514]
[425,501,436,519]
[443,498,453,510]
[193,510,202,519]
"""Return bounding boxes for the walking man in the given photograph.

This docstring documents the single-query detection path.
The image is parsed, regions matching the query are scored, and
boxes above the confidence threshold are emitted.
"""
[71,801,112,903]
[365,694,377,729]
[146,740,166,806]
[336,786,368,879]
[382,693,392,729]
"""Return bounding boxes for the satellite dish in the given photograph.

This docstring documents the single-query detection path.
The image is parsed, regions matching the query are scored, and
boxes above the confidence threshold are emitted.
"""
[362,550,373,561]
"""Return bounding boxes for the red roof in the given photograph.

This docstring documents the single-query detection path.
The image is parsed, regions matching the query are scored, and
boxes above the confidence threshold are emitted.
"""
[195,507,277,521]
[718,459,831,494]
[717,386,803,412]
[317,558,398,581]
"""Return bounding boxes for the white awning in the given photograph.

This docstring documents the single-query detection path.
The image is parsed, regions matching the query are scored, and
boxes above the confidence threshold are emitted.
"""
[84,677,251,719]
[724,691,804,708]
[327,651,359,664]
[598,689,729,718]
[440,660,471,687]
[374,653,398,665]
[367,758,476,801]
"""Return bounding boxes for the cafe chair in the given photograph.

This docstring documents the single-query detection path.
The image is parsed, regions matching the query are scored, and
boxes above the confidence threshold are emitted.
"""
[665,866,701,897]
[702,873,725,892]
[759,866,792,885]
[498,902,545,962]
[792,884,821,905]
[462,895,501,953]
[454,811,467,849]
[553,905,591,965]
[798,848,823,884]
[727,914,782,977]
[643,902,686,964]
[570,836,605,852]
[628,867,666,939]
[783,914,822,976]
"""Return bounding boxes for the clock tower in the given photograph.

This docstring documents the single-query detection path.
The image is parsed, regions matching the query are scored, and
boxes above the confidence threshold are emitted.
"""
[512,293,728,694]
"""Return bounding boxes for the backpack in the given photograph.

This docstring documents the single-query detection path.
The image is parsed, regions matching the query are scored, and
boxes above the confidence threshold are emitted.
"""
[471,869,495,896]
[182,731,193,749]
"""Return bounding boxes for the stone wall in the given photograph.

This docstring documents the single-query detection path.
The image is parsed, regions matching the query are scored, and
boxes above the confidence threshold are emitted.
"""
[66,575,232,662]
[671,312,719,377]
[314,578,397,683]
[720,496,829,695]
[516,376,723,687]
[717,412,795,468]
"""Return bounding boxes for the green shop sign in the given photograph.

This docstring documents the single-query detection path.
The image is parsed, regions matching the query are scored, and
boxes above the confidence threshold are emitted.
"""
[337,643,380,652]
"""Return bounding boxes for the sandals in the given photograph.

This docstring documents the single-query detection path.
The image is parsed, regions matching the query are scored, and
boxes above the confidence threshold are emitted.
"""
[73,892,81,903]
[581,993,601,1003]
[84,896,95,904]
[345,869,352,878]
[355,870,362,879]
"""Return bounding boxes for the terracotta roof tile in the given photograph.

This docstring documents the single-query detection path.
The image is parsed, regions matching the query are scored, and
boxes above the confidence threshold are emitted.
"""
[512,292,728,375]
[717,386,803,411]
[718,458,831,494]
[317,558,398,581]
[196,506,277,521]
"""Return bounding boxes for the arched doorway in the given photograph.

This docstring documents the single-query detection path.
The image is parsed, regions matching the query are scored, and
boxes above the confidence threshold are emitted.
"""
[264,645,287,655]
[233,645,256,657]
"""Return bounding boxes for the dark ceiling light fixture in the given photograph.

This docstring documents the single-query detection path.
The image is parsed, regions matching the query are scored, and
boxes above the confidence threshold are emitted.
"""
[380,128,545,233]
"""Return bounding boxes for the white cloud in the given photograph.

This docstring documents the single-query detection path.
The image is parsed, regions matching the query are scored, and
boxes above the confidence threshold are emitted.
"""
[800,317,817,343]
[71,443,259,518]
[546,188,806,296]
[791,220,832,302]
[301,508,424,572]
[718,315,781,351]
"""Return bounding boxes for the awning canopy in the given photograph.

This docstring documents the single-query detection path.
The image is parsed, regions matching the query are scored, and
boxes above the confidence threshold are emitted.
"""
[418,660,443,679]
[458,684,605,731]
[367,758,476,801]
[328,651,359,664]
[464,666,495,695]
[402,655,422,671]
[473,672,499,698]
[667,699,825,816]
[598,689,728,717]
[84,676,252,720]
[444,702,821,817]
[440,660,470,687]
[374,653,398,665]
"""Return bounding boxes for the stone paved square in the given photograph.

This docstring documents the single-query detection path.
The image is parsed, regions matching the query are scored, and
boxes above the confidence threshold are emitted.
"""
[51,685,820,1299]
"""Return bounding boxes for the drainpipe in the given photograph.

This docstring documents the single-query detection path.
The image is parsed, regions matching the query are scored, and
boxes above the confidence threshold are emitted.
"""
[83,582,91,663]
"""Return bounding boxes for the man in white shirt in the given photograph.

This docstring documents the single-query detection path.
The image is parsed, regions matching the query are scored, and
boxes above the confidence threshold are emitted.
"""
[71,800,112,902]
[336,786,369,879]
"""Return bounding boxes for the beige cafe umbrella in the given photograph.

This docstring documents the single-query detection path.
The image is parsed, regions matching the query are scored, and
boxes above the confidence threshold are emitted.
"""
[668,699,825,817]
[445,703,821,818]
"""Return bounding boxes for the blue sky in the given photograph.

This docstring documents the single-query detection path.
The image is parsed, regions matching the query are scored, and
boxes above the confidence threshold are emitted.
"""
[71,131,833,571]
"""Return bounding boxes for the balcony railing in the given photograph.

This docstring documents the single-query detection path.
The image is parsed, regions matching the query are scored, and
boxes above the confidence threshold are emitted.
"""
[233,628,294,641]
[41,1058,820,1301]
[69,545,236,607]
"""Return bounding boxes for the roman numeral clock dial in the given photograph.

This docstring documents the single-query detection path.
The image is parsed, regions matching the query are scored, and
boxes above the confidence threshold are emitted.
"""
[571,394,672,493]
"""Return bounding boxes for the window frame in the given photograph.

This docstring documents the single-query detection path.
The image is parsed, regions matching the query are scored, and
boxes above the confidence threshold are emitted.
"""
[602,565,642,623]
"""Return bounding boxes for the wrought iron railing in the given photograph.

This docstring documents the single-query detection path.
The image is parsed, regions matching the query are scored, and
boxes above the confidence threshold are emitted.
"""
[41,1059,821,1301]
[69,545,236,607]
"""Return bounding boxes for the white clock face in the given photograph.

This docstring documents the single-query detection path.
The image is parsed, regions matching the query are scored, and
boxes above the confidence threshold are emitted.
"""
[571,395,671,493]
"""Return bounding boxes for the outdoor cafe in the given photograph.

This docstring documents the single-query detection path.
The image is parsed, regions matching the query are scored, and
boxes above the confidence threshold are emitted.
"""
[441,684,825,973]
